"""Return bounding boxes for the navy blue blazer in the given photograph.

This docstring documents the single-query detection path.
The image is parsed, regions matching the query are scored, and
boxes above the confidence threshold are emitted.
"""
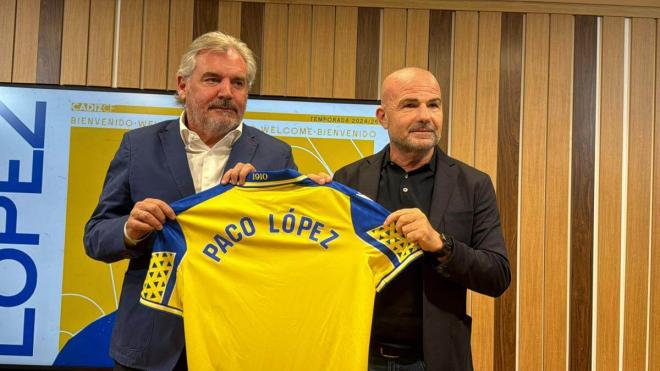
[333,146,510,371]
[84,119,297,370]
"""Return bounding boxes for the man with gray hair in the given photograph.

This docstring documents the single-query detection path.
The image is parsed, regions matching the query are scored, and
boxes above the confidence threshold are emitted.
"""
[84,31,296,370]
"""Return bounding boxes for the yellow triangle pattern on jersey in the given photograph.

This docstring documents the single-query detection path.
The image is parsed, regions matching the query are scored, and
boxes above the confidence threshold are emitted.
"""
[141,251,175,303]
[367,224,419,261]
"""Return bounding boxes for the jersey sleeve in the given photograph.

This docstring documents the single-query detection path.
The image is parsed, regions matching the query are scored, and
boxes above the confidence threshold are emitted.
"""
[139,219,187,316]
[348,191,423,292]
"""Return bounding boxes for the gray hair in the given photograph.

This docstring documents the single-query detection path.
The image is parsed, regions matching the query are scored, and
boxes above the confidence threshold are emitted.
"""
[176,31,257,93]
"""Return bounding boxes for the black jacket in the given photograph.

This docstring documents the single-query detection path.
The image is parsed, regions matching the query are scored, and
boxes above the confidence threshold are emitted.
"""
[333,146,510,371]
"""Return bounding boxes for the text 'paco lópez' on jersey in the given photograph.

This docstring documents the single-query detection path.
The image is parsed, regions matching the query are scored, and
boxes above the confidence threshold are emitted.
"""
[139,169,422,370]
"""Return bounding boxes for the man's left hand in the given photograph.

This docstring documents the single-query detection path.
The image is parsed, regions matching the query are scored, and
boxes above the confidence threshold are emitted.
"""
[221,162,256,185]
[384,208,443,253]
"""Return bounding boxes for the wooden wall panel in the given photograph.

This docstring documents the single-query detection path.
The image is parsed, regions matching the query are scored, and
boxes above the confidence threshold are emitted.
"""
[474,11,502,187]
[0,0,16,82]
[428,10,452,152]
[116,0,143,88]
[218,1,241,38]
[596,16,624,371]
[309,5,335,97]
[142,0,169,89]
[36,0,64,84]
[519,13,549,371]
[240,2,264,93]
[450,11,478,164]
[12,0,40,83]
[405,9,429,69]
[495,12,522,371]
[570,15,597,371]
[86,0,115,87]
[60,0,90,85]
[333,6,357,98]
[262,3,287,95]
[193,0,218,39]
[167,0,193,90]
[286,4,311,96]
[472,11,501,371]
[381,8,406,81]
[355,7,380,100]
[544,13,573,371]
[622,17,655,371]
[650,21,660,371]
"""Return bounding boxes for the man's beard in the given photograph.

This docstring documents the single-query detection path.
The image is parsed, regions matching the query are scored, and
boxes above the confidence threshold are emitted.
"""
[392,122,440,153]
[188,99,242,140]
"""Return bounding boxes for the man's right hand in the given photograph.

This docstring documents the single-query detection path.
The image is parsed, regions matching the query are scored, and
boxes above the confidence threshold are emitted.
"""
[125,198,176,245]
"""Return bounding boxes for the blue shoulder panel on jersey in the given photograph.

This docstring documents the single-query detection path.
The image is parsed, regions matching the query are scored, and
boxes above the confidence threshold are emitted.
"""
[170,182,235,214]
[152,219,187,304]
[328,182,401,267]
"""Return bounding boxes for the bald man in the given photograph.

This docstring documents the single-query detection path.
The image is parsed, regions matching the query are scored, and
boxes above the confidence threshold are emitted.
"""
[332,68,511,370]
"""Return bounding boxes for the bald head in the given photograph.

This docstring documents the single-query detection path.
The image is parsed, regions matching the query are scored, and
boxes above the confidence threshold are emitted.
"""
[376,67,443,165]
[381,67,442,108]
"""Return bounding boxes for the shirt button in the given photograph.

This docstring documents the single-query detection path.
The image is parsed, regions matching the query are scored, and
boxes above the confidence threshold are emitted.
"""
[404,174,409,179]
[402,187,409,192]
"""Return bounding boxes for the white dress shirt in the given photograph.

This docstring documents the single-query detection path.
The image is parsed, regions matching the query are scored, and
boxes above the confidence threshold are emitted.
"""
[179,113,243,193]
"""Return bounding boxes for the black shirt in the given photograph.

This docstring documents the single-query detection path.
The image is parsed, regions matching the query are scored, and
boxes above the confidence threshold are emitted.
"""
[371,149,436,346]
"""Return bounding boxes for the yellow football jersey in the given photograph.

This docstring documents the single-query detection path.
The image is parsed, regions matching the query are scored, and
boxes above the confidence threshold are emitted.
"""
[140,169,422,371]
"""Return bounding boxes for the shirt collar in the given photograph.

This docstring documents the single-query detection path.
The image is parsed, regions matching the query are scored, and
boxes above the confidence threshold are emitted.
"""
[179,112,243,152]
[382,146,437,173]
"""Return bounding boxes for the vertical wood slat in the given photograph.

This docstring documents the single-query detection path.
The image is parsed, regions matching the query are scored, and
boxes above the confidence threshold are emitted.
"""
[428,10,452,152]
[570,15,597,371]
[472,11,501,371]
[262,3,287,96]
[286,4,311,97]
[519,13,549,371]
[60,0,90,85]
[450,11,478,164]
[142,0,169,89]
[544,13,573,371]
[333,6,357,99]
[218,1,241,38]
[36,0,64,84]
[167,0,193,90]
[240,2,264,94]
[494,12,523,371]
[355,7,380,100]
[405,9,429,69]
[622,17,656,371]
[596,16,625,371]
[309,5,335,97]
[12,0,40,83]
[193,0,218,39]
[116,0,143,88]
[86,0,115,87]
[0,0,16,82]
[381,8,406,81]
[650,20,660,371]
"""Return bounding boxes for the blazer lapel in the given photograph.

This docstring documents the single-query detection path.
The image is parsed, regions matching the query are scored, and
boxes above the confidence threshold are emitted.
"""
[159,120,195,197]
[429,148,458,230]
[226,126,257,170]
[358,147,387,200]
